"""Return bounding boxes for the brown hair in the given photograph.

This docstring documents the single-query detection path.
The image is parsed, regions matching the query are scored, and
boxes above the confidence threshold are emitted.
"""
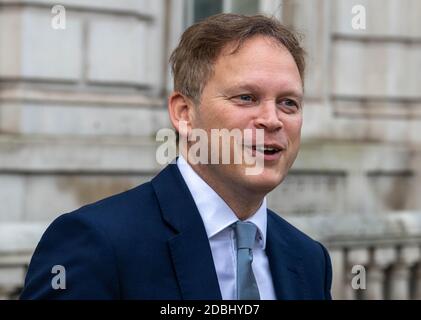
[170,13,306,105]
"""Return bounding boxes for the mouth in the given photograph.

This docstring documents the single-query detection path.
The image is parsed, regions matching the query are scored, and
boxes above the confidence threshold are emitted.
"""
[251,145,283,155]
[243,143,285,160]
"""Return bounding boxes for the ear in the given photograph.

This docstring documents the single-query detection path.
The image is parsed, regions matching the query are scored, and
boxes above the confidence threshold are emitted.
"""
[168,92,196,138]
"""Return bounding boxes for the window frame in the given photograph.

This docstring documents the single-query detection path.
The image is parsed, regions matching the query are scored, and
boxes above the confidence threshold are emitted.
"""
[165,0,284,94]
[185,0,283,27]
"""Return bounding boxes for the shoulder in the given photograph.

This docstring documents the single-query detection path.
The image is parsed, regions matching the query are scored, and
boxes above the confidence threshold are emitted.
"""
[267,209,332,299]
[21,181,160,299]
[70,180,155,221]
[267,209,321,249]
[53,180,160,235]
[267,209,329,259]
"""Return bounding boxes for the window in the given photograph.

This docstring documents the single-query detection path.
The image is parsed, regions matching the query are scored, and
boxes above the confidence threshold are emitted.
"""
[230,0,260,15]
[166,0,283,92]
[192,0,223,23]
[186,0,260,25]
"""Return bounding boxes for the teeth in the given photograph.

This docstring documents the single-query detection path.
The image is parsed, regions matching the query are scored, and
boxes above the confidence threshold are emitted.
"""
[255,146,279,152]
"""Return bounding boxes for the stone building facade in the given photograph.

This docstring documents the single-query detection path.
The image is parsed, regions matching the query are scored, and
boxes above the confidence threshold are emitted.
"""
[1,0,421,299]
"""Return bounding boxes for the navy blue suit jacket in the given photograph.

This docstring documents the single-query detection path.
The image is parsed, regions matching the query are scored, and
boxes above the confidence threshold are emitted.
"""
[21,163,332,299]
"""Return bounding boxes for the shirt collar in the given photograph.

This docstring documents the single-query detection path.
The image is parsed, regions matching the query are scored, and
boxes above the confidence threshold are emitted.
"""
[177,155,267,249]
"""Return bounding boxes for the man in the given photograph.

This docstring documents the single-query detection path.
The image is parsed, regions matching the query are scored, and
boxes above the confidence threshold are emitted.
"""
[21,14,332,300]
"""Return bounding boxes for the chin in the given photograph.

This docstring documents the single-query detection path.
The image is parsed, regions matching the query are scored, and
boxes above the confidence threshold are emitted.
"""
[243,169,286,194]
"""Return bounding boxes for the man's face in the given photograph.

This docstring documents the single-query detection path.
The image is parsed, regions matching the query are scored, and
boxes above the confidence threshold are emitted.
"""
[189,35,303,197]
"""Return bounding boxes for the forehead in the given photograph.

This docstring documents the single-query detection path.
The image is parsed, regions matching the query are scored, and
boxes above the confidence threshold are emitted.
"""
[221,35,283,56]
[211,36,303,95]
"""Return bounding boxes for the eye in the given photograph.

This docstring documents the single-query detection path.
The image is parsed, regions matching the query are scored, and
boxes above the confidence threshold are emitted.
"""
[231,94,257,105]
[239,94,254,102]
[279,98,300,112]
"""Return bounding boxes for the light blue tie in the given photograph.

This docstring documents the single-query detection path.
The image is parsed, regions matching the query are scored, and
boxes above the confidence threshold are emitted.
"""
[233,221,260,300]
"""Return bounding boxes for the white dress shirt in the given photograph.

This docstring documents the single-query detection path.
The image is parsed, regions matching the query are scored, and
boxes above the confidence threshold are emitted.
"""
[177,155,276,300]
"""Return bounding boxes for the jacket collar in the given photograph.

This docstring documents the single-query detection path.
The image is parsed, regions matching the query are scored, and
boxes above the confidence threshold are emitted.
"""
[151,162,308,300]
[151,163,222,300]
[266,211,309,299]
[176,155,267,249]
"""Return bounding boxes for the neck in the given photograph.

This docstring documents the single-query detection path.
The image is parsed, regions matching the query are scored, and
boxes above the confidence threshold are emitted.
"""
[188,162,264,221]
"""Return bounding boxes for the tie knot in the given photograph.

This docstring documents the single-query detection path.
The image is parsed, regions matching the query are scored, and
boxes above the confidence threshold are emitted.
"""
[234,221,257,249]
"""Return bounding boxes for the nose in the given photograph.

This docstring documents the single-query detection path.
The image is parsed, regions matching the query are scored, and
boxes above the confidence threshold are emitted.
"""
[254,101,283,132]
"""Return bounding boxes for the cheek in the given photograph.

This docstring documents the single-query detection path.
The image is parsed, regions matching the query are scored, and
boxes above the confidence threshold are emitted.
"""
[285,118,302,141]
[194,106,225,129]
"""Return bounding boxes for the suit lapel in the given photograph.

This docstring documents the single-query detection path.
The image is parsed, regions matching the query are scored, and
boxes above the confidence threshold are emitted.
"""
[151,163,222,300]
[151,163,309,300]
[266,212,309,299]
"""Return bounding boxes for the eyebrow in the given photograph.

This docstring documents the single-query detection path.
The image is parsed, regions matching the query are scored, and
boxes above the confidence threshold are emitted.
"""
[225,82,304,101]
